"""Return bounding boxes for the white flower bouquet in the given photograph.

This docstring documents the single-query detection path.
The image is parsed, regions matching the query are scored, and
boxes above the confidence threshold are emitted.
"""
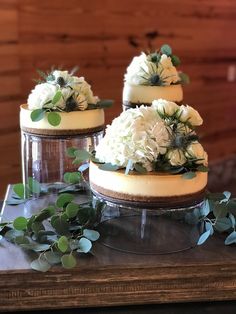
[95,99,208,178]
[27,69,113,126]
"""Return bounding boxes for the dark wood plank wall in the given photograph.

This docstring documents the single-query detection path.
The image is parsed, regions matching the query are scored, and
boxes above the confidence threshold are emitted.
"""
[0,0,236,197]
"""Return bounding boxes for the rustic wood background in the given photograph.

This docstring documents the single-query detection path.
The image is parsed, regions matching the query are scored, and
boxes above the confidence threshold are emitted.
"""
[0,0,236,198]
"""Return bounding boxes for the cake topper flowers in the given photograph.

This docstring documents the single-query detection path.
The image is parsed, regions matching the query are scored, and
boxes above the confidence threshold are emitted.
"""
[124,44,189,86]
[28,69,113,126]
[94,99,207,178]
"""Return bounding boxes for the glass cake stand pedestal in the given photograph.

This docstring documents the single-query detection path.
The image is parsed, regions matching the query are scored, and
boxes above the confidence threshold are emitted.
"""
[95,194,204,255]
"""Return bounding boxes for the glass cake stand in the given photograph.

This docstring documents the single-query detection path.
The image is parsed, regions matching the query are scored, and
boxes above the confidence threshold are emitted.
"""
[95,195,204,255]
[21,130,103,198]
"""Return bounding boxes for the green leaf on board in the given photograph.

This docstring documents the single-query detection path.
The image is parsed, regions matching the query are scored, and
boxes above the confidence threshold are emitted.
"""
[61,254,77,269]
[77,237,92,253]
[47,111,61,126]
[43,251,61,265]
[31,258,51,272]
[74,149,91,161]
[214,217,232,233]
[13,217,28,231]
[66,202,79,218]
[83,229,100,242]
[30,109,45,122]
[57,236,69,253]
[56,193,74,208]
[13,183,25,199]
[225,231,236,245]
[213,203,228,218]
[28,177,41,194]
[63,172,81,184]
[197,230,211,245]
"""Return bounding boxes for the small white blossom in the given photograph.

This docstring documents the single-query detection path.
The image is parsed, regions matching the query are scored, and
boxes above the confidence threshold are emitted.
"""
[167,149,187,166]
[185,142,208,165]
[177,105,203,126]
[95,106,170,171]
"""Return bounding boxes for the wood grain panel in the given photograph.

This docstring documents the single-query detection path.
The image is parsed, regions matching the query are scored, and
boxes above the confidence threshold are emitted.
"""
[0,0,236,198]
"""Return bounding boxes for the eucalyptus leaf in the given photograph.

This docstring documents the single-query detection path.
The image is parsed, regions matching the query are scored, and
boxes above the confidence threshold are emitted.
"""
[205,222,214,235]
[31,221,45,235]
[214,217,232,233]
[74,149,91,161]
[83,229,100,241]
[61,254,77,269]
[57,236,69,253]
[28,177,41,194]
[179,72,190,84]
[77,237,92,253]
[225,231,236,245]
[51,90,62,105]
[98,163,120,171]
[171,55,181,66]
[134,163,147,174]
[4,229,24,241]
[44,251,61,265]
[182,171,196,180]
[30,109,45,122]
[13,183,25,199]
[67,147,78,158]
[13,217,28,231]
[56,193,74,208]
[226,200,236,215]
[160,44,172,56]
[197,165,209,173]
[125,160,133,175]
[223,191,231,201]
[14,235,30,245]
[199,200,210,217]
[31,258,51,272]
[66,202,79,218]
[213,203,228,218]
[51,216,70,236]
[197,230,211,245]
[96,99,113,108]
[63,172,81,184]
[229,213,236,228]
[47,112,61,126]
[69,239,80,250]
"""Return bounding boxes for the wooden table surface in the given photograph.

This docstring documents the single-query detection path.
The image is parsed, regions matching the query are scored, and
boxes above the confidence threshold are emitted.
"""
[1,217,236,312]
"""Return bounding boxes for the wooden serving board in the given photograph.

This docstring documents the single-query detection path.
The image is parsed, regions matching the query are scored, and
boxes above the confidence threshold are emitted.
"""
[1,187,236,312]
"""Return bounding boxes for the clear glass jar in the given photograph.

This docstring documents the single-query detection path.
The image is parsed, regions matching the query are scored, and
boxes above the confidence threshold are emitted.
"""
[21,130,103,197]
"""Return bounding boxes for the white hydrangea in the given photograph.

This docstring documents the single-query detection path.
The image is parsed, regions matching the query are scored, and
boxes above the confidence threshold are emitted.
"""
[28,83,59,110]
[95,106,170,171]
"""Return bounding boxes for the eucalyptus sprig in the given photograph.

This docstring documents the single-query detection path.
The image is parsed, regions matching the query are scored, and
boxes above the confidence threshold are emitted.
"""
[0,192,105,272]
[186,191,236,245]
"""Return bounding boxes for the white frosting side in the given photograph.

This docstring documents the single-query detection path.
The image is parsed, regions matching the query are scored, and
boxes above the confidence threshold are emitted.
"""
[123,82,183,103]
[89,162,207,197]
[20,105,104,130]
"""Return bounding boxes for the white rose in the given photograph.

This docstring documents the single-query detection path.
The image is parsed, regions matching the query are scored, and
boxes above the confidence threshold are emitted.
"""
[27,83,58,110]
[177,105,203,126]
[185,142,208,165]
[76,94,88,110]
[152,99,179,116]
[159,54,173,69]
[167,149,187,166]
[95,105,170,171]
[73,77,98,104]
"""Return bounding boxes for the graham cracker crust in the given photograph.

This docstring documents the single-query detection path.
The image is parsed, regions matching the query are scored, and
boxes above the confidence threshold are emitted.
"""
[90,182,206,209]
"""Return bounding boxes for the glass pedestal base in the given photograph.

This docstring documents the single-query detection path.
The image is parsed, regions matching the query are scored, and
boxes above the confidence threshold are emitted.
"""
[97,202,203,255]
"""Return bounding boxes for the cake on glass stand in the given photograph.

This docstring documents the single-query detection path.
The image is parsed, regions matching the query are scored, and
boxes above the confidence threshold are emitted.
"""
[89,99,208,254]
[20,69,112,198]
